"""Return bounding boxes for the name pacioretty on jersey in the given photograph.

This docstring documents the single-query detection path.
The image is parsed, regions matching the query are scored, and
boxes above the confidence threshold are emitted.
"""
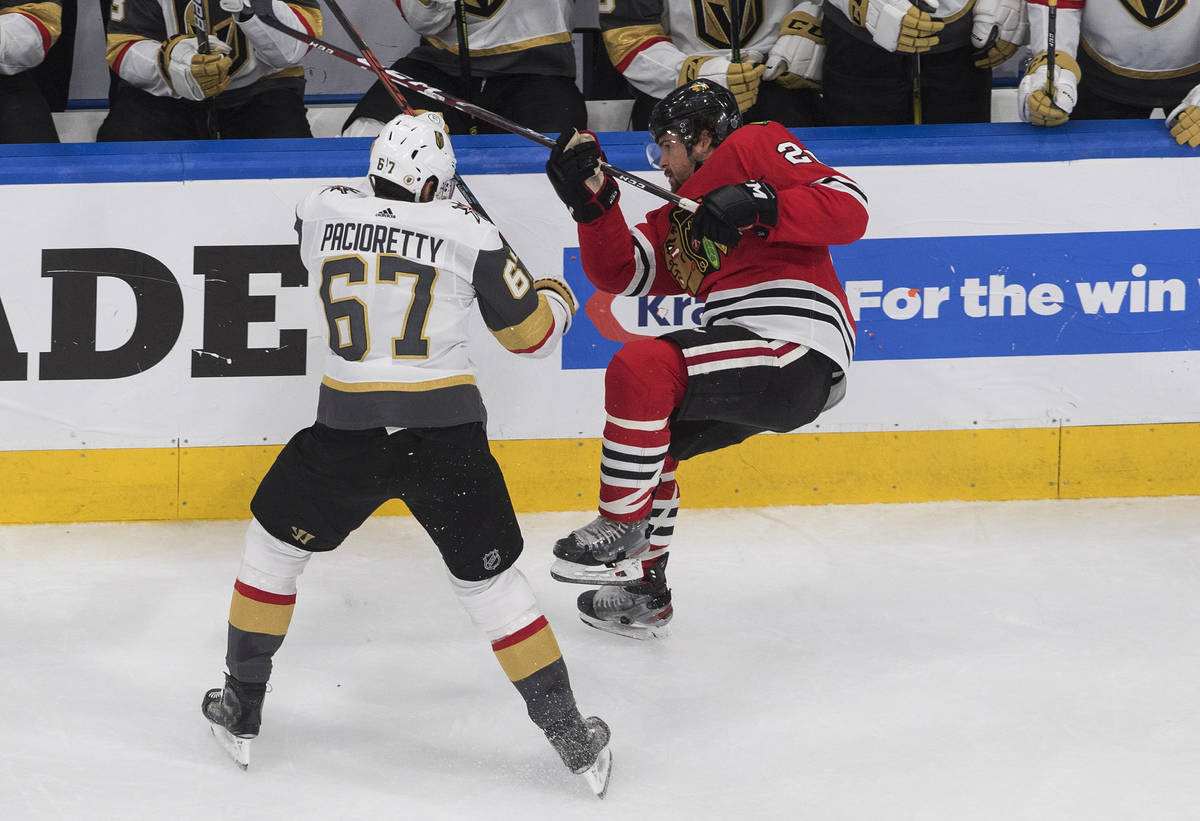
[319,221,446,263]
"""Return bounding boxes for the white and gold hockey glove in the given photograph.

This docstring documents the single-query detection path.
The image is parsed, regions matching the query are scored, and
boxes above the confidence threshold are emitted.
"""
[970,0,1028,68]
[1166,84,1200,148]
[534,278,578,335]
[763,3,824,89]
[159,35,233,101]
[679,55,766,113]
[1017,51,1079,127]
[847,0,943,54]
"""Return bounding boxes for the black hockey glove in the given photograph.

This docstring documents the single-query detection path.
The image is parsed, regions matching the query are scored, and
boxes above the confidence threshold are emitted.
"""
[690,181,779,248]
[546,129,620,223]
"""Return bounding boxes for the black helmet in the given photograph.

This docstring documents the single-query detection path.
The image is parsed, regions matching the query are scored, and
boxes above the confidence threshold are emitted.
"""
[648,79,742,148]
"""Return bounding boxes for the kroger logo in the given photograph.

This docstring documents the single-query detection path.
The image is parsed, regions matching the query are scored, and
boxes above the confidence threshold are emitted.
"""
[560,228,1200,369]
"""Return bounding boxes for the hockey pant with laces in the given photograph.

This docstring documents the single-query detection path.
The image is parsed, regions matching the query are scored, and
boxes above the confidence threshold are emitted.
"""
[598,325,836,552]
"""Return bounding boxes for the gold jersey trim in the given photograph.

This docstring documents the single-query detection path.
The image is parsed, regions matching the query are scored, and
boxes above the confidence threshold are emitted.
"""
[106,31,150,67]
[602,23,668,68]
[266,65,306,80]
[1081,37,1200,81]
[490,299,555,352]
[4,2,61,41]
[286,2,323,36]
[321,374,477,392]
[425,30,570,58]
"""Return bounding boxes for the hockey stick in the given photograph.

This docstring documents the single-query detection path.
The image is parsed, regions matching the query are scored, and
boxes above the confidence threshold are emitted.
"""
[192,0,219,138]
[317,0,494,218]
[1046,0,1058,106]
[251,11,701,212]
[911,55,923,124]
[729,0,743,62]
[911,1,934,125]
[454,0,478,135]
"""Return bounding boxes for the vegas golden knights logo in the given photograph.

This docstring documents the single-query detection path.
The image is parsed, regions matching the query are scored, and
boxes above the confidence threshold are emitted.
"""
[692,0,763,50]
[1118,0,1187,27]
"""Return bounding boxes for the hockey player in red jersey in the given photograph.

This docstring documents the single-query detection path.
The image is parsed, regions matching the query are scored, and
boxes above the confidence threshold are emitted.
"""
[201,112,611,797]
[544,79,868,639]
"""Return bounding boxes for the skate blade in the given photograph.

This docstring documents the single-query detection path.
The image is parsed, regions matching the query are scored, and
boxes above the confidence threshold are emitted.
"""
[550,556,645,586]
[209,724,252,770]
[580,746,612,799]
[579,611,670,640]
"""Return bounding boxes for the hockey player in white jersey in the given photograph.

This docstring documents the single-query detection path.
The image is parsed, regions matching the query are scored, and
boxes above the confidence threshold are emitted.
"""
[1018,0,1200,147]
[201,112,612,798]
[0,0,62,142]
[342,0,585,137]
[601,0,825,128]
[821,0,1027,124]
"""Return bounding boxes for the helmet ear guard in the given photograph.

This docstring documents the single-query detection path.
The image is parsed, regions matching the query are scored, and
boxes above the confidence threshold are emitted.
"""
[369,112,457,201]
[648,79,742,149]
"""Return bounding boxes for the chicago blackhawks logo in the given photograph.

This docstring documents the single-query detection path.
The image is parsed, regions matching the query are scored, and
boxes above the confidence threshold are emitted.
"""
[664,207,727,294]
[1118,0,1186,27]
[692,0,763,50]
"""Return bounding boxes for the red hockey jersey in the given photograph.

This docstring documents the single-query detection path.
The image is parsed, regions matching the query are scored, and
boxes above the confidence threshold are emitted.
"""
[577,120,868,371]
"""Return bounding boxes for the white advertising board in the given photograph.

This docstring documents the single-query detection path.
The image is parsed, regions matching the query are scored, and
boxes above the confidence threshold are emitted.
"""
[1,147,1198,453]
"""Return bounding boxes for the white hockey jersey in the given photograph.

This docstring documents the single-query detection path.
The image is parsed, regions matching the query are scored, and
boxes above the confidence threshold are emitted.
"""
[295,182,568,430]
[822,0,975,53]
[397,0,576,78]
[0,1,60,76]
[1027,0,1200,106]
[602,0,824,99]
[106,0,321,103]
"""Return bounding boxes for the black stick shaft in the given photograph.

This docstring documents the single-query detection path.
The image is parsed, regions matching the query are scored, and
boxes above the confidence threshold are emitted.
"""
[729,0,742,62]
[1047,0,1058,102]
[191,0,218,138]
[320,0,492,217]
[255,11,699,212]
[455,0,477,135]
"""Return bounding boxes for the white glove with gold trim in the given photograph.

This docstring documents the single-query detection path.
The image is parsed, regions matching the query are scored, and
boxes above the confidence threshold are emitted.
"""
[847,0,943,54]
[763,3,824,88]
[535,278,578,335]
[971,0,1028,68]
[1017,51,1079,127]
[1166,84,1200,148]
[160,36,233,101]
[679,55,766,113]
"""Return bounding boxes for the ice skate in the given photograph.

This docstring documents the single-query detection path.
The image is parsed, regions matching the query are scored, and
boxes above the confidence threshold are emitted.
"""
[550,513,652,585]
[202,674,266,770]
[577,556,672,639]
[544,714,613,798]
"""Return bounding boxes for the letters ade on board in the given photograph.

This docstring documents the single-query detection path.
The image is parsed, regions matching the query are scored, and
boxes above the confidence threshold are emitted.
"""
[0,245,306,382]
[2,229,1197,382]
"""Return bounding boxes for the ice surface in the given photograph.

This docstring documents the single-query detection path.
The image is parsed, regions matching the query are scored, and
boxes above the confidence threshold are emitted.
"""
[2,497,1199,820]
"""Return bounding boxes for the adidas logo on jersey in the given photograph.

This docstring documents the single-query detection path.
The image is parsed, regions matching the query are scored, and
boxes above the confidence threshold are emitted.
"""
[375,207,396,218]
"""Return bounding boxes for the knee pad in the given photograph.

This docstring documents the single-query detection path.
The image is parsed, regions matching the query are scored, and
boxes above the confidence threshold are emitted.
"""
[606,339,687,411]
[238,518,313,596]
[448,566,542,642]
